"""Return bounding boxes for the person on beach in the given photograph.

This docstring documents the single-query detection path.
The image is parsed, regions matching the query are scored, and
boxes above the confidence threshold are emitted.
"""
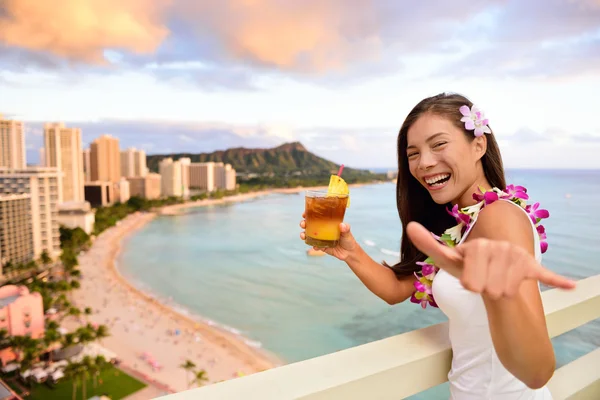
[299,93,575,399]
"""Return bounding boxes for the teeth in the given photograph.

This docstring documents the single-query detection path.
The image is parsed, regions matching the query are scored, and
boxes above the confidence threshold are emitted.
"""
[425,174,450,185]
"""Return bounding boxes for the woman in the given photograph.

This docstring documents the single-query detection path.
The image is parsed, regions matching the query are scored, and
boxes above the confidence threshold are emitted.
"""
[299,93,576,399]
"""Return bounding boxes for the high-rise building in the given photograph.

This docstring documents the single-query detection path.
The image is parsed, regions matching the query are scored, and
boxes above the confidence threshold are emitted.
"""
[224,164,236,191]
[213,162,225,189]
[189,162,215,192]
[0,194,34,271]
[159,158,183,197]
[135,149,148,177]
[213,162,237,191]
[84,182,112,207]
[0,168,62,259]
[120,148,147,178]
[82,148,91,182]
[57,201,95,235]
[117,178,130,203]
[44,122,85,203]
[90,134,120,183]
[0,114,26,169]
[127,173,161,200]
[179,157,191,198]
[39,148,46,167]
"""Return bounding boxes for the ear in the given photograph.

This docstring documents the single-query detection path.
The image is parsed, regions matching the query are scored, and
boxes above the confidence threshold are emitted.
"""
[472,135,487,160]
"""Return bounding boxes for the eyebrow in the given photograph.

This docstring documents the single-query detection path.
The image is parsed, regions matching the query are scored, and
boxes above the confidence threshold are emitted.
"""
[407,132,448,150]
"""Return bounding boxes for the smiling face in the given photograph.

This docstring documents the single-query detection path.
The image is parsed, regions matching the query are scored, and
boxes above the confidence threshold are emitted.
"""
[406,112,488,206]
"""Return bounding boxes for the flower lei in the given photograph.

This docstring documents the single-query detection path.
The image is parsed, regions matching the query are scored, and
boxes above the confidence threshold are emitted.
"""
[410,184,550,309]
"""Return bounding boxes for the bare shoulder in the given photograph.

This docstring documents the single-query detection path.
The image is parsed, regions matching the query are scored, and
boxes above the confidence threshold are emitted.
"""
[469,200,534,254]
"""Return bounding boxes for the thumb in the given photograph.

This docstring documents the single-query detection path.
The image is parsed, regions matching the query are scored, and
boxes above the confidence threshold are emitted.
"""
[340,223,351,235]
[406,222,462,270]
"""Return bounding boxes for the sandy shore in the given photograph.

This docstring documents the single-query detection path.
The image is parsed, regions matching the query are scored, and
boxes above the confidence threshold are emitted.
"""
[69,211,281,394]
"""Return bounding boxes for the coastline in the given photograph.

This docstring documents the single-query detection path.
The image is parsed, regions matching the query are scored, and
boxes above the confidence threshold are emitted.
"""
[70,181,386,393]
[109,213,283,369]
[70,211,281,394]
[159,181,385,215]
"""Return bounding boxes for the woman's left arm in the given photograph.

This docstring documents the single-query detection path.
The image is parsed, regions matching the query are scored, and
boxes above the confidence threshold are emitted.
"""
[468,201,555,389]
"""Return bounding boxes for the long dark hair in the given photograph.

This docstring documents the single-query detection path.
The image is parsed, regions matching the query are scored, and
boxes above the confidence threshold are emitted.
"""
[386,92,506,278]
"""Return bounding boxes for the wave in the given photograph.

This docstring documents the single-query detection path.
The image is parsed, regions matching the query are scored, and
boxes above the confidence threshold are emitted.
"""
[277,247,304,256]
[121,273,265,353]
[363,239,376,247]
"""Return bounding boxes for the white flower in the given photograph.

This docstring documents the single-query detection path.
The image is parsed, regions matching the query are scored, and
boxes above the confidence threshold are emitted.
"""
[461,202,483,216]
[445,223,465,243]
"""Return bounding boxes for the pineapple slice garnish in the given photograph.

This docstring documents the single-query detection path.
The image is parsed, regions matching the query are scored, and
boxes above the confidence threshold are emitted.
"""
[327,174,350,208]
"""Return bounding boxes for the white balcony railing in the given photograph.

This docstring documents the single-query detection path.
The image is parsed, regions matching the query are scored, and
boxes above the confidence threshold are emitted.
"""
[160,274,600,400]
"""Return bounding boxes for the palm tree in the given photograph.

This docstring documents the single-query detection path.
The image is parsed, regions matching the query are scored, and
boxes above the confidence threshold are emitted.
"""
[91,355,107,388]
[40,250,52,266]
[94,325,110,346]
[44,325,62,362]
[75,325,95,347]
[64,362,84,400]
[83,307,92,323]
[180,359,196,389]
[62,332,77,348]
[67,306,81,321]
[79,356,92,400]
[193,369,209,387]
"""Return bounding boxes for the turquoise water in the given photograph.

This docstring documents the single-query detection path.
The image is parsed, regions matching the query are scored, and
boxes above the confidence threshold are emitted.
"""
[119,169,600,398]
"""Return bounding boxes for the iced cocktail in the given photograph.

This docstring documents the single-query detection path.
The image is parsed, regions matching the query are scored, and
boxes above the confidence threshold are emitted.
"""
[304,170,350,248]
[304,191,349,248]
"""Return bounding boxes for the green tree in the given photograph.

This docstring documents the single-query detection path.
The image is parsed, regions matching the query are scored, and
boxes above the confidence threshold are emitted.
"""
[44,325,62,362]
[180,359,196,389]
[91,355,108,388]
[61,248,78,271]
[64,361,85,400]
[193,369,209,387]
[95,325,110,346]
[40,250,52,266]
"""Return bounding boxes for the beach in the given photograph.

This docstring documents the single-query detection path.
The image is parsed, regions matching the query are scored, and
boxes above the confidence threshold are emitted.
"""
[66,181,385,394]
[68,206,282,394]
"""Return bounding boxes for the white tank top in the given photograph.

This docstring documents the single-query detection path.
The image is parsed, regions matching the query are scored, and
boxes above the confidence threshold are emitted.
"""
[432,200,553,399]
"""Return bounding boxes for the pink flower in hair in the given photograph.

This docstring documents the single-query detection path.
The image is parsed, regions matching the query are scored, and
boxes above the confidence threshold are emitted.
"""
[459,105,492,137]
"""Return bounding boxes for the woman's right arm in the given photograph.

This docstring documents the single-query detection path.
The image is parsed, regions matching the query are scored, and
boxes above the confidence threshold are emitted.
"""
[344,244,417,305]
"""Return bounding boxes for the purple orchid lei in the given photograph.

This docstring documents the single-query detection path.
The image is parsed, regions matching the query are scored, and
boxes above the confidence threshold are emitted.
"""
[410,184,550,309]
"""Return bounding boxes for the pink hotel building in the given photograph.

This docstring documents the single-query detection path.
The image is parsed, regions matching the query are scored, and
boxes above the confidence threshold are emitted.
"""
[0,285,45,365]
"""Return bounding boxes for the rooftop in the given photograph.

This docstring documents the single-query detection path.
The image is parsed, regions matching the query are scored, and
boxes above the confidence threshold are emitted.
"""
[0,295,20,308]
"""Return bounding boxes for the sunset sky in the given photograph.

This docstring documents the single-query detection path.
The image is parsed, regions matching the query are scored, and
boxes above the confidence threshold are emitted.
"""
[1,0,599,169]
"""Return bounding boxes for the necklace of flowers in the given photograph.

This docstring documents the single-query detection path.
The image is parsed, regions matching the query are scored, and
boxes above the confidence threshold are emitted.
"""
[410,185,550,309]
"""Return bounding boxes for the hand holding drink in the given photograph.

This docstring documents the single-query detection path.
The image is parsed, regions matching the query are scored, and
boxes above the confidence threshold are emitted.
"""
[300,165,358,260]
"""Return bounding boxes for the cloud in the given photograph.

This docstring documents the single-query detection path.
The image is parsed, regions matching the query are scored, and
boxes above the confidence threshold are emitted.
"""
[22,119,296,160]
[2,0,600,87]
[0,0,501,78]
[437,0,600,79]
[501,127,600,146]
[0,0,170,64]
[571,133,600,143]
[144,61,259,91]
[296,126,397,167]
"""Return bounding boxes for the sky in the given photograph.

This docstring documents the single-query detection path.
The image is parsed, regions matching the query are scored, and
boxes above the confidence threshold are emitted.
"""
[1,0,600,169]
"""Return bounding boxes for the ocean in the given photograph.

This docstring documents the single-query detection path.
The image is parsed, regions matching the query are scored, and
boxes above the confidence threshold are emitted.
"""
[119,169,600,399]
